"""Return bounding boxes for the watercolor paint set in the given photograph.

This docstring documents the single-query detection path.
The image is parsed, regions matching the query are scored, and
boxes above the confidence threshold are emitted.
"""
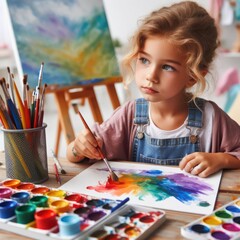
[0,179,166,239]
[181,197,240,240]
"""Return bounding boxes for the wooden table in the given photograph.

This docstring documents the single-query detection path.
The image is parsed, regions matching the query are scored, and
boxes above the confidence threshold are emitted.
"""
[0,151,239,239]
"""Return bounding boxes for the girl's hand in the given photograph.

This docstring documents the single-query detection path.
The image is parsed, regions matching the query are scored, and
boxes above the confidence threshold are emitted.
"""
[179,152,224,178]
[73,128,103,160]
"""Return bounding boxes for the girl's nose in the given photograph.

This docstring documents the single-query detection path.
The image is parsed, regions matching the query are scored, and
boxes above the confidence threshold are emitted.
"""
[146,69,159,83]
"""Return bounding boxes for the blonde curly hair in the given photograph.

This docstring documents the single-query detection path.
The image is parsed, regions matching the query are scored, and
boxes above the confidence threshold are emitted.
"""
[121,1,219,100]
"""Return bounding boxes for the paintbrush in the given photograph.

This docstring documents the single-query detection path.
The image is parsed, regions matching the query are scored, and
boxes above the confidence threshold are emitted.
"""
[23,74,31,129]
[0,95,15,129]
[51,148,67,174]
[72,103,119,182]
[0,78,22,129]
[7,67,16,105]
[12,75,27,129]
[38,83,47,127]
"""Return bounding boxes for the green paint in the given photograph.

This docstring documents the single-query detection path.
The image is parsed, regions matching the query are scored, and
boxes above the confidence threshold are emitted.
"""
[198,201,210,207]
[215,210,232,219]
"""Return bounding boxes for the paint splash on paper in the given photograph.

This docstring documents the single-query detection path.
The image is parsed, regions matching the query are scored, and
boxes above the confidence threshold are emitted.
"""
[87,169,213,204]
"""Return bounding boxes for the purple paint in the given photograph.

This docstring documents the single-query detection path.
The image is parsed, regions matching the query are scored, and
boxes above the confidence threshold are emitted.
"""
[211,231,230,240]
[88,211,106,221]
[222,223,240,232]
[168,173,213,194]
[74,207,91,218]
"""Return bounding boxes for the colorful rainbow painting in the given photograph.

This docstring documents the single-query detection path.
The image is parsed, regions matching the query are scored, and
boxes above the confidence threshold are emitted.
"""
[6,0,119,88]
[61,161,222,215]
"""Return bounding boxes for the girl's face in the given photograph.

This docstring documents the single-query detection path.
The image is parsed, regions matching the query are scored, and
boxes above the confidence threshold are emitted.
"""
[135,36,195,103]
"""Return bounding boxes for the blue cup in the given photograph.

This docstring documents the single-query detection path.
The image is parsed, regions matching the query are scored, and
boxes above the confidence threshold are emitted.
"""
[0,200,18,219]
[58,214,81,236]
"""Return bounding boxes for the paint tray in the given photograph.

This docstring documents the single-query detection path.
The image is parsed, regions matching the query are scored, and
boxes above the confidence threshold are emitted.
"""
[181,197,240,240]
[0,179,165,240]
[0,179,129,240]
[85,204,166,240]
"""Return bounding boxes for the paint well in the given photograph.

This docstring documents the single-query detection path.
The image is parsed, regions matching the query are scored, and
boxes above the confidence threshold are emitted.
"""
[215,210,232,219]
[222,223,240,232]
[211,231,230,240]
[203,216,222,226]
[86,199,105,207]
[190,224,210,234]
[140,216,155,223]
[88,211,106,221]
[74,207,92,218]
[225,205,240,213]
[233,216,240,224]
[124,226,141,237]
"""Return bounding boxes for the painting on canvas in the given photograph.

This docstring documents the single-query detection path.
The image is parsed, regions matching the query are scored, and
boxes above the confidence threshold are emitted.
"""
[61,161,222,215]
[6,0,119,88]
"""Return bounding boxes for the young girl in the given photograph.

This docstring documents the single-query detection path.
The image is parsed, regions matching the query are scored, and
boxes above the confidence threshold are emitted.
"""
[67,1,240,178]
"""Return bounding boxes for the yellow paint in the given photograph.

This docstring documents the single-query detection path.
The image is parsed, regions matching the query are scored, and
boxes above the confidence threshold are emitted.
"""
[236,200,240,206]
[45,189,66,198]
[49,199,70,214]
[203,216,222,226]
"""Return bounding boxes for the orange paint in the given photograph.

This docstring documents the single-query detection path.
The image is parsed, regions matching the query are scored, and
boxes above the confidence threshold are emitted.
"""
[3,179,21,188]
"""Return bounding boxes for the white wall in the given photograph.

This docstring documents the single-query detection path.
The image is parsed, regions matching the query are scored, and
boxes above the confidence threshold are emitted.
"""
[103,0,209,45]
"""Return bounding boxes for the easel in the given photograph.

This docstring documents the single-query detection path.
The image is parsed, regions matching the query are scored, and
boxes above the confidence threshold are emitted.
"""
[47,76,122,156]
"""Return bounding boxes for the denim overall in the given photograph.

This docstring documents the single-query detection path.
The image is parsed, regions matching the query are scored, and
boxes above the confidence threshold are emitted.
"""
[132,98,204,165]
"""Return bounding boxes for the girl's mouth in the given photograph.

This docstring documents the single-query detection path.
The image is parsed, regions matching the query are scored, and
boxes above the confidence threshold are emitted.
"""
[141,86,158,94]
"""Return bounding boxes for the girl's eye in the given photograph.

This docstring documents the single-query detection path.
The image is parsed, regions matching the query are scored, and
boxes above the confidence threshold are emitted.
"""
[162,64,175,71]
[139,57,150,65]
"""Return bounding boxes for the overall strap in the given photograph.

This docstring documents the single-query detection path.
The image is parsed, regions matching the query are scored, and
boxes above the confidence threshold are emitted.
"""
[187,98,205,128]
[134,98,149,125]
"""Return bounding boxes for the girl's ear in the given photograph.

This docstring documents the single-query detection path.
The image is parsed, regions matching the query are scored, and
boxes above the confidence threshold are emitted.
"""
[186,78,197,88]
[186,69,208,88]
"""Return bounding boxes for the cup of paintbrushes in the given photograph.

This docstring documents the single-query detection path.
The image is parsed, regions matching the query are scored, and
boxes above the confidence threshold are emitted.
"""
[1,123,49,183]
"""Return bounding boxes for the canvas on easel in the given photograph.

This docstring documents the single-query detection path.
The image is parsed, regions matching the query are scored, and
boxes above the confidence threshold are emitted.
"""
[4,0,122,152]
[5,0,120,88]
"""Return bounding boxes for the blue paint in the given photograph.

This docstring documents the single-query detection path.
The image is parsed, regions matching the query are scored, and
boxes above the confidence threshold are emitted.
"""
[190,224,210,233]
[0,200,18,219]
[58,214,81,236]
[226,205,240,213]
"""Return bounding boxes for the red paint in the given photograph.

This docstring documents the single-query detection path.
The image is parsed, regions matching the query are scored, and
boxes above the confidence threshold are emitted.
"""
[140,215,155,223]
[31,186,50,194]
[65,194,88,203]
[35,209,57,230]
[17,183,35,191]
[87,175,124,191]
[149,211,162,217]
[130,212,145,220]
[80,222,90,231]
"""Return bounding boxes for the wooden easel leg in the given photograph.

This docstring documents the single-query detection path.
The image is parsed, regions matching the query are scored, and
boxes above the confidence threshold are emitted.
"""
[54,90,75,145]
[54,119,61,156]
[106,83,121,109]
[87,87,103,123]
